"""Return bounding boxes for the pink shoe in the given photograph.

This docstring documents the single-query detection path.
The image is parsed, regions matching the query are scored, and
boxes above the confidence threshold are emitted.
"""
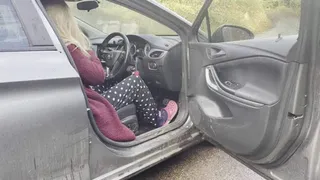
[157,100,178,127]
[133,71,139,76]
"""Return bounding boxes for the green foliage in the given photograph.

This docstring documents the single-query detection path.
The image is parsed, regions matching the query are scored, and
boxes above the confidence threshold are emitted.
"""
[158,0,203,22]
[159,0,301,33]
[69,0,301,35]
[206,0,272,33]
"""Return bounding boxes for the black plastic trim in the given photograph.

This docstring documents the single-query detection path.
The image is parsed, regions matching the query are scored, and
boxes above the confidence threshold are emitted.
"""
[13,0,53,47]
[0,46,56,52]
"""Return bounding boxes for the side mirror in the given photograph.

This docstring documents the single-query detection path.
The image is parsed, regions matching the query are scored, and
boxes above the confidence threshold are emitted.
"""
[211,25,254,43]
[77,0,99,11]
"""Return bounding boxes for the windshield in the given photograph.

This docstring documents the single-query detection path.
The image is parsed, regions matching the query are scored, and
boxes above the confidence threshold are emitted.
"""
[67,1,176,35]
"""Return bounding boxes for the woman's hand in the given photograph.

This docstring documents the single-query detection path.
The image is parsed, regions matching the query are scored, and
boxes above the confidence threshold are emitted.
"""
[105,67,110,77]
[132,71,139,76]
[67,44,105,85]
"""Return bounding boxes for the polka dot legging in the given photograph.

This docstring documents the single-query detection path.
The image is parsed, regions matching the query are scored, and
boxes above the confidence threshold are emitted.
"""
[92,75,159,127]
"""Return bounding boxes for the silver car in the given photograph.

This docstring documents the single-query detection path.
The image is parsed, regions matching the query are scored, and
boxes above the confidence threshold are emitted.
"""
[1,0,319,179]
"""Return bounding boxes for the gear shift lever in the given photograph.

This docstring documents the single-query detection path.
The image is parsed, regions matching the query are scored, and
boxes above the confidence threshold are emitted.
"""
[133,57,140,76]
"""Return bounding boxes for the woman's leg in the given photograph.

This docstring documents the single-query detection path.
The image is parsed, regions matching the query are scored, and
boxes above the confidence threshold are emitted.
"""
[101,75,159,127]
[91,79,118,94]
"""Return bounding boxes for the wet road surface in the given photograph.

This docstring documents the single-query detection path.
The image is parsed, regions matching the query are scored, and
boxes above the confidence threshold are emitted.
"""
[130,142,266,180]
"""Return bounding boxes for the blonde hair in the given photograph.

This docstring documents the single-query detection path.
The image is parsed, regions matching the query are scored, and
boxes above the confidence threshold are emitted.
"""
[45,3,91,56]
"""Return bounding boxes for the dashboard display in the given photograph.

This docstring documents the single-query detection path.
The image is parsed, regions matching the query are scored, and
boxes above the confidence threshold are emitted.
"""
[130,44,137,56]
[144,43,151,56]
[136,48,144,57]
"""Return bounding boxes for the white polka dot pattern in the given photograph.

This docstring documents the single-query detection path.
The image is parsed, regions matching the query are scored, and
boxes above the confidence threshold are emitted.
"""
[91,75,160,127]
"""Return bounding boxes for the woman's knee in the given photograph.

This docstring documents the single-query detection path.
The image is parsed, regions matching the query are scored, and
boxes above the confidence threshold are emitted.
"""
[126,74,144,85]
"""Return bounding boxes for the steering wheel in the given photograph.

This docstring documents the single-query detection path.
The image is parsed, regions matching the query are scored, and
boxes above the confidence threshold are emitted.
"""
[98,32,130,80]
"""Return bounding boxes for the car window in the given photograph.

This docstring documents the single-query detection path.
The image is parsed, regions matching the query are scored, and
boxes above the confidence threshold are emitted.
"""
[67,1,177,35]
[201,0,301,42]
[157,0,301,41]
[156,0,204,23]
[0,0,29,50]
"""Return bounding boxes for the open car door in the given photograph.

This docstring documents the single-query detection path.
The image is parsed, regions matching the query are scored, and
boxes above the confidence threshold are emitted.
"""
[187,0,320,179]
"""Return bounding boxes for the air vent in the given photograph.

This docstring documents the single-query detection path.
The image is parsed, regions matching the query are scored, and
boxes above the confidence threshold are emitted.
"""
[150,51,164,58]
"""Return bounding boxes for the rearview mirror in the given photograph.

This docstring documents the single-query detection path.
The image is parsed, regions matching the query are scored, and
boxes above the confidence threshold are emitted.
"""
[211,25,254,43]
[77,0,99,11]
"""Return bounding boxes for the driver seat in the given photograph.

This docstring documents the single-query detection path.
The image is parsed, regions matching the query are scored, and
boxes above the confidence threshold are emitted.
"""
[117,104,139,134]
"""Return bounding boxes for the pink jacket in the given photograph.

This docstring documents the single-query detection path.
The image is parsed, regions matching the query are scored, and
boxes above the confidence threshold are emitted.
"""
[67,44,135,141]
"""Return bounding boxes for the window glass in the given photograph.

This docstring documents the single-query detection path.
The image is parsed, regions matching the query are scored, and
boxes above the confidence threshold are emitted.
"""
[201,0,301,41]
[156,0,204,23]
[67,1,176,35]
[0,0,29,49]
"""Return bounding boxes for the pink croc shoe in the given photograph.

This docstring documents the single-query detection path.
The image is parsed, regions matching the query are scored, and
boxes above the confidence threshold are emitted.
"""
[157,100,178,127]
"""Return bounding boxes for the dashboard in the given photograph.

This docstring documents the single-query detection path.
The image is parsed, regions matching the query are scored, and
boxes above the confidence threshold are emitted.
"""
[90,34,182,92]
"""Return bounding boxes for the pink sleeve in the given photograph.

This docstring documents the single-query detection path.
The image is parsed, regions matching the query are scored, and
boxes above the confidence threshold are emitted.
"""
[67,45,105,86]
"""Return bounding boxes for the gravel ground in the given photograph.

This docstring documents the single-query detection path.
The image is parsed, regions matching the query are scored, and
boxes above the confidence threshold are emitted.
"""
[130,142,266,180]
[257,15,300,38]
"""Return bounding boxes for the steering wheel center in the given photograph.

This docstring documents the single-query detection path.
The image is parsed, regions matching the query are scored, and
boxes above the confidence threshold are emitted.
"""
[98,32,130,81]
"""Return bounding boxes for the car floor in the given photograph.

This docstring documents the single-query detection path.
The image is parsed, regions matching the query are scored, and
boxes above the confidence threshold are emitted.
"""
[135,124,156,135]
[135,109,179,135]
[134,87,180,135]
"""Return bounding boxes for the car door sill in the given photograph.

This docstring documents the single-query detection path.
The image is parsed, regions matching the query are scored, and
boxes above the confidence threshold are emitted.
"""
[89,93,190,148]
[92,116,203,180]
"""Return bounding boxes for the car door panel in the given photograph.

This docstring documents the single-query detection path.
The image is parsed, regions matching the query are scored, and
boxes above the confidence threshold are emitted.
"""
[188,37,299,156]
[0,51,91,179]
[213,56,288,105]
[0,1,92,178]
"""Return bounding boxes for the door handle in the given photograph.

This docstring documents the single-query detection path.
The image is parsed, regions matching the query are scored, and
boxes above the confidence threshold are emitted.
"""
[206,48,226,59]
[205,66,219,91]
[205,66,236,95]
[205,66,262,107]
[213,50,226,58]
